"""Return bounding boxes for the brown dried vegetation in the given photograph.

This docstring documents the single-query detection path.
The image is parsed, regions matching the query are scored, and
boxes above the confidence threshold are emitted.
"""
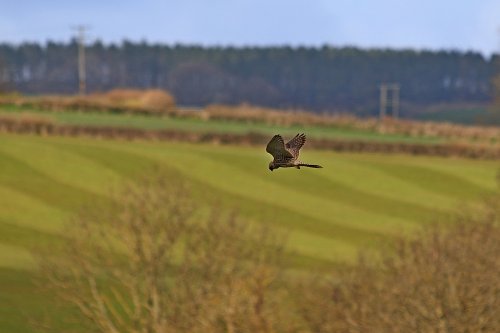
[298,196,500,333]
[1,115,500,159]
[1,93,498,143]
[37,171,293,333]
[200,104,500,144]
[0,88,176,115]
[36,169,500,333]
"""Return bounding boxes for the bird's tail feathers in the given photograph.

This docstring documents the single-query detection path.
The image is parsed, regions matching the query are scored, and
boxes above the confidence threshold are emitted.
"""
[298,163,323,168]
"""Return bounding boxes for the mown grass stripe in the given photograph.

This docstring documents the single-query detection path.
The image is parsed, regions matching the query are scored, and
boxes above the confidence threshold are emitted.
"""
[399,155,499,190]
[51,141,380,261]
[194,148,449,225]
[2,138,348,268]
[308,152,460,209]
[0,243,35,270]
[0,136,123,196]
[130,143,418,232]
[0,185,66,233]
[364,159,493,200]
[0,150,112,211]
[46,139,157,177]
[0,219,63,252]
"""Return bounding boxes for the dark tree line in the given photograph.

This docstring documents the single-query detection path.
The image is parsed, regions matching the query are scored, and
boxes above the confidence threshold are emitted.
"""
[0,40,496,114]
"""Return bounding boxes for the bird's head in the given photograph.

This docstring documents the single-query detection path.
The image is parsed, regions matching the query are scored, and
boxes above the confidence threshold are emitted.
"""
[268,161,276,171]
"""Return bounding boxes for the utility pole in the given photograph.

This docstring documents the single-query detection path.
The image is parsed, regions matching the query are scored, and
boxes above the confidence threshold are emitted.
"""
[72,25,88,95]
[379,84,387,119]
[497,27,500,53]
[392,84,400,119]
[379,83,400,119]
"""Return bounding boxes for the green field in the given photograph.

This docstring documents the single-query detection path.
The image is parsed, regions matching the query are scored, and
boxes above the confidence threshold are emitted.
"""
[415,106,489,124]
[0,134,498,331]
[0,106,445,144]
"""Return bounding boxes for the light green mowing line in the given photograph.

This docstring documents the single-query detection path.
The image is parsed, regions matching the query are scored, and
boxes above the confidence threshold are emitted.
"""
[392,154,499,191]
[352,158,493,200]
[287,230,359,262]
[0,219,64,253]
[0,106,444,144]
[306,152,459,209]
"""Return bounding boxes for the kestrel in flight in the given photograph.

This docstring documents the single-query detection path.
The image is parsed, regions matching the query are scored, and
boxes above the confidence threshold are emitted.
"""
[266,133,323,171]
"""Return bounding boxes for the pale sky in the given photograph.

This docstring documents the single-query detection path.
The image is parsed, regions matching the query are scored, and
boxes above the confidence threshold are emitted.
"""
[1,0,499,55]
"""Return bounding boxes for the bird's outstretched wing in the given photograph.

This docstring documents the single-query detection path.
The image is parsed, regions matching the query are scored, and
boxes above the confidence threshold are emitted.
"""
[285,133,306,159]
[266,135,293,159]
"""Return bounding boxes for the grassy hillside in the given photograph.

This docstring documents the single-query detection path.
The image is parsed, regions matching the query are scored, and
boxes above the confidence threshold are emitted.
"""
[0,134,498,331]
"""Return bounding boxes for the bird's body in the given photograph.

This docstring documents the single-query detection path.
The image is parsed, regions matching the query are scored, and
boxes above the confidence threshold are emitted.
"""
[266,133,322,171]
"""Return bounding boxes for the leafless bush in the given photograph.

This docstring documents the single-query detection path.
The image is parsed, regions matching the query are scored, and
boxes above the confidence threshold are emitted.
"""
[32,168,500,333]
[170,209,292,333]
[298,197,500,333]
[37,172,193,332]
[36,170,292,333]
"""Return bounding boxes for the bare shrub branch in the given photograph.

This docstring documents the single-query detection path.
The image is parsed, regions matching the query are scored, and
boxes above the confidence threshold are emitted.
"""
[171,208,291,333]
[36,170,293,333]
[37,170,193,333]
[298,197,500,333]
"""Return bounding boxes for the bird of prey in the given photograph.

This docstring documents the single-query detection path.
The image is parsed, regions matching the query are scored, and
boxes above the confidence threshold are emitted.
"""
[266,133,322,171]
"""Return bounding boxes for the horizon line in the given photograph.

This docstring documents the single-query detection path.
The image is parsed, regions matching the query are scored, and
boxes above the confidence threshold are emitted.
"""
[1,38,496,57]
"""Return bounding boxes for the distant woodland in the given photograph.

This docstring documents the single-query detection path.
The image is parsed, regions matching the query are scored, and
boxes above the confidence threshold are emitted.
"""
[0,41,498,115]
